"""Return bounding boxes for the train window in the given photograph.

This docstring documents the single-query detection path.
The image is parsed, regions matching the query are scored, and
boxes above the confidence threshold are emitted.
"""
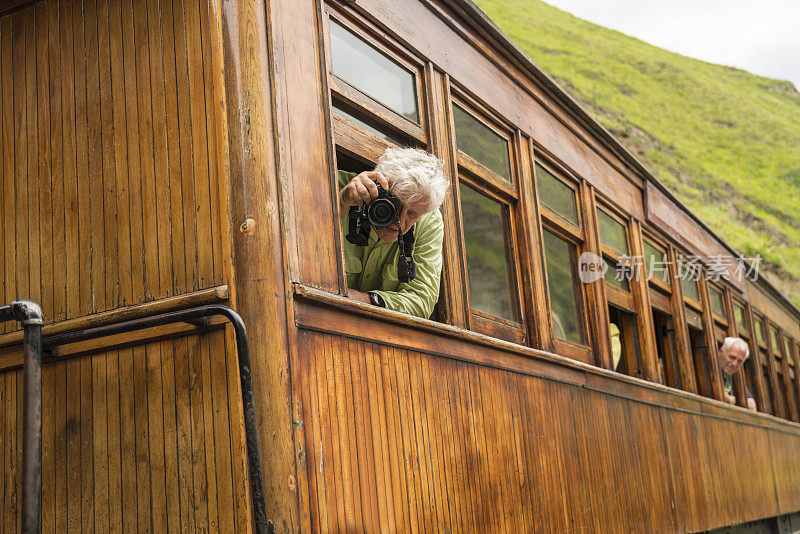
[608,305,643,378]
[328,17,418,122]
[770,326,783,358]
[688,323,713,398]
[596,205,638,376]
[597,208,629,255]
[459,183,519,322]
[755,318,767,346]
[785,337,795,365]
[643,239,669,285]
[734,303,748,336]
[452,103,512,181]
[542,229,586,345]
[708,286,725,319]
[450,94,524,342]
[680,276,700,303]
[753,312,780,416]
[603,260,630,291]
[535,163,579,226]
[652,308,682,388]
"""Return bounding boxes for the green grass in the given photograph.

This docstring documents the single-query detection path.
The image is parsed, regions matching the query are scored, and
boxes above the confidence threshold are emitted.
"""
[473,0,800,307]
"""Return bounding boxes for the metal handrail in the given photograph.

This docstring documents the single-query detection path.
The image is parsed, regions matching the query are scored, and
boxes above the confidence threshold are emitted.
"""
[42,305,269,533]
[0,300,43,534]
[0,303,269,534]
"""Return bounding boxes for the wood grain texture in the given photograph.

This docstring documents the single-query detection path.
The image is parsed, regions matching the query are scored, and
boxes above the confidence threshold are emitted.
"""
[0,330,249,533]
[0,0,226,326]
[296,324,800,533]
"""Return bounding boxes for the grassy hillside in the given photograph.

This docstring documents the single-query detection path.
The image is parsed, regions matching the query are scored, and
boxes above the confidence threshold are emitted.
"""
[473,0,800,307]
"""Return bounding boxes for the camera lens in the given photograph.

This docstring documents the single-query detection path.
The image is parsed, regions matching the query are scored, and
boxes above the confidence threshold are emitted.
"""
[368,199,398,228]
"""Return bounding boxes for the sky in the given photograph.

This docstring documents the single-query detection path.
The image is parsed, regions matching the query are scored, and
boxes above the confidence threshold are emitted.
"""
[543,0,800,90]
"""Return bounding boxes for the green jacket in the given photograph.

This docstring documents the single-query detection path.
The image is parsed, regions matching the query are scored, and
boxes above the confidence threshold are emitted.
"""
[338,170,444,319]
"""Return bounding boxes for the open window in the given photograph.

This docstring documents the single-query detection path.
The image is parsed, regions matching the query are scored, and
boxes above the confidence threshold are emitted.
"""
[323,7,451,319]
[596,203,641,378]
[451,95,525,343]
[643,234,682,388]
[732,299,764,411]
[676,256,716,398]
[770,324,798,421]
[535,160,591,362]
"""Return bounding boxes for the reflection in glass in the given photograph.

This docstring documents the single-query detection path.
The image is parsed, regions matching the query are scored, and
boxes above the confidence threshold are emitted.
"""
[755,317,766,345]
[643,240,668,283]
[709,287,725,318]
[332,103,404,145]
[459,184,518,321]
[734,304,747,335]
[452,104,511,181]
[535,163,578,226]
[680,275,700,302]
[598,209,628,254]
[771,327,782,355]
[604,258,630,291]
[542,230,585,344]
[329,18,418,121]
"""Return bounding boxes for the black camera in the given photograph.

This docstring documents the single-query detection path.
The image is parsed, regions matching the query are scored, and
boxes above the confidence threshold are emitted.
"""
[346,183,417,283]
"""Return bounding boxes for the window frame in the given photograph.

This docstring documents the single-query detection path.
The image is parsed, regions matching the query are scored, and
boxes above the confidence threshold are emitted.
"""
[534,155,592,363]
[449,91,526,343]
[323,6,428,147]
[641,234,672,294]
[595,201,635,312]
[752,310,781,416]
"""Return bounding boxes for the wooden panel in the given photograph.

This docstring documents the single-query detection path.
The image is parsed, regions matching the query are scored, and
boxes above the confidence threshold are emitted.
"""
[270,0,342,291]
[296,325,800,532]
[0,330,249,532]
[0,0,228,328]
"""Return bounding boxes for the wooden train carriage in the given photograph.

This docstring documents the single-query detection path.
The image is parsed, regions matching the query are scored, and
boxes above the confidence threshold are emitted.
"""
[1,0,800,531]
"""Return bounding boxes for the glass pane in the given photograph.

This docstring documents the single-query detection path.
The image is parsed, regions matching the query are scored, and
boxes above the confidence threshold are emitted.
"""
[643,240,668,283]
[459,183,518,321]
[332,103,404,145]
[329,18,418,122]
[755,318,766,345]
[771,327,782,355]
[785,338,794,364]
[734,304,747,334]
[680,277,699,302]
[604,258,630,291]
[535,163,578,226]
[597,209,628,254]
[452,104,511,181]
[709,287,725,318]
[542,230,585,344]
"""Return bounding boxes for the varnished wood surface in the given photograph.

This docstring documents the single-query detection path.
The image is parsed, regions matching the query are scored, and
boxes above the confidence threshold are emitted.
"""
[295,297,800,532]
[0,0,228,334]
[295,321,800,532]
[0,330,250,533]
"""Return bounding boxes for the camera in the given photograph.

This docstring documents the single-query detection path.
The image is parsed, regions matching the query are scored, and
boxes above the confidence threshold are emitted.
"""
[346,183,402,246]
[346,182,417,283]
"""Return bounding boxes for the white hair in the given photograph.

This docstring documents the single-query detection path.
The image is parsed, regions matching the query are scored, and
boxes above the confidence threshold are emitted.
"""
[374,147,449,212]
[720,337,750,359]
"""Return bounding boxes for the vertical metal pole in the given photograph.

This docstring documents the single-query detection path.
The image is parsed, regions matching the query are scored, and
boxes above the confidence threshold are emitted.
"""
[21,319,42,534]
